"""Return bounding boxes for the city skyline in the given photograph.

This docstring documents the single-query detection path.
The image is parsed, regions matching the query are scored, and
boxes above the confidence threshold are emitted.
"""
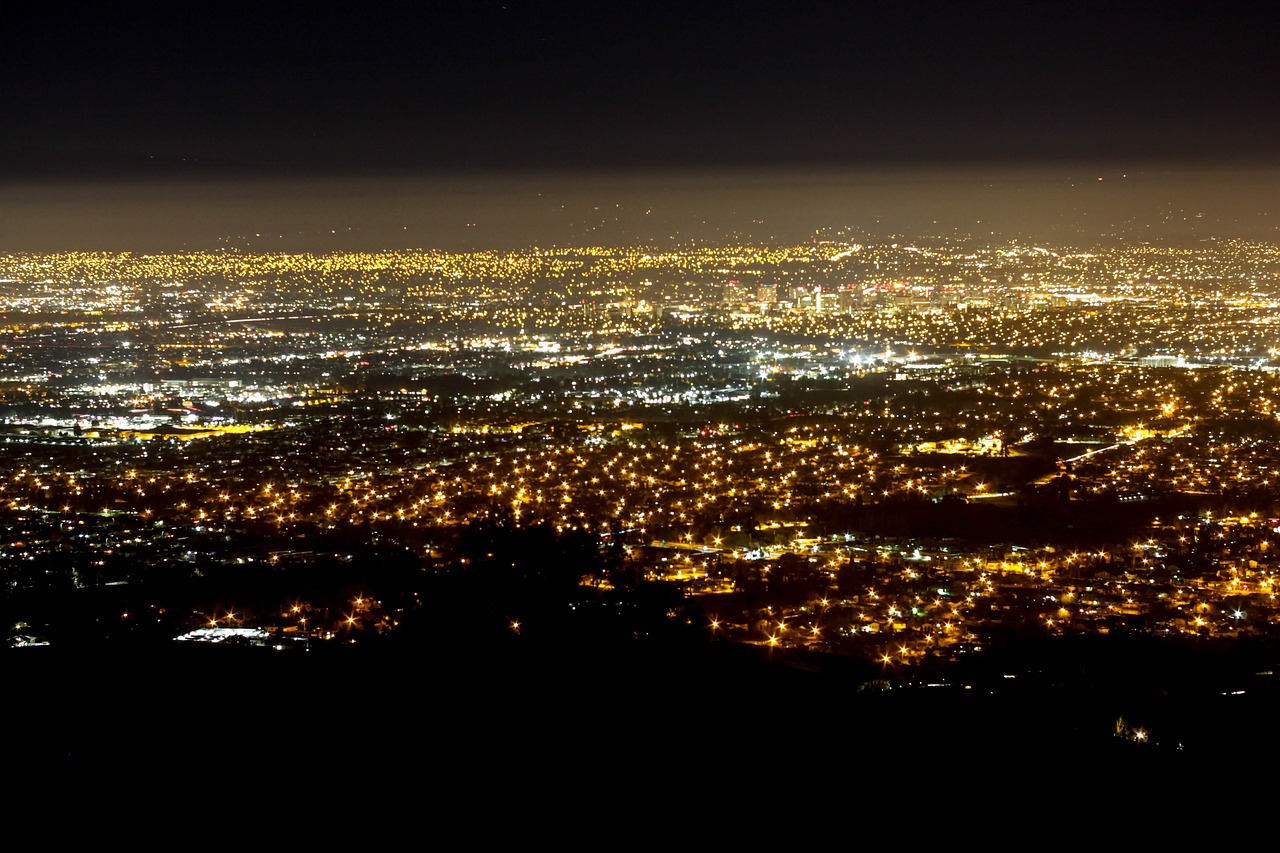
[9,234,1280,765]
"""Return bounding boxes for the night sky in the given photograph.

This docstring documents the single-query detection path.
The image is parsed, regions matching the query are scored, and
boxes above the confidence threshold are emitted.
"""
[4,0,1278,250]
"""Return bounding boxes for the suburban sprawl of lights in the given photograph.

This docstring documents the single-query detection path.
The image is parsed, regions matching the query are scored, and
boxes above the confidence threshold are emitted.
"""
[5,238,1280,671]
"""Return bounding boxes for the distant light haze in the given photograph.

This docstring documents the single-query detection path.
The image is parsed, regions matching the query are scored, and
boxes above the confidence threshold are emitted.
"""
[1,166,1277,254]
[3,2,1277,252]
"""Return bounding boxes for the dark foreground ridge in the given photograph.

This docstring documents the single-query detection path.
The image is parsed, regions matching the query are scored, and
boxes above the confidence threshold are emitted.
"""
[11,630,1280,784]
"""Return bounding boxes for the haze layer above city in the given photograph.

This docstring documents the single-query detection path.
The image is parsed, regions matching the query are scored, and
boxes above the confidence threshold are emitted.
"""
[2,166,1279,254]
[4,1,1278,253]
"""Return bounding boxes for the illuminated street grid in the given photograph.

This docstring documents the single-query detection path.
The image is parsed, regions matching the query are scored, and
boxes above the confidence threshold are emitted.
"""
[3,238,1280,661]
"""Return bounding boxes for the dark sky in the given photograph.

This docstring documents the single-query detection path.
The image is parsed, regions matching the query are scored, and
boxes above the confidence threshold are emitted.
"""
[3,0,1278,250]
